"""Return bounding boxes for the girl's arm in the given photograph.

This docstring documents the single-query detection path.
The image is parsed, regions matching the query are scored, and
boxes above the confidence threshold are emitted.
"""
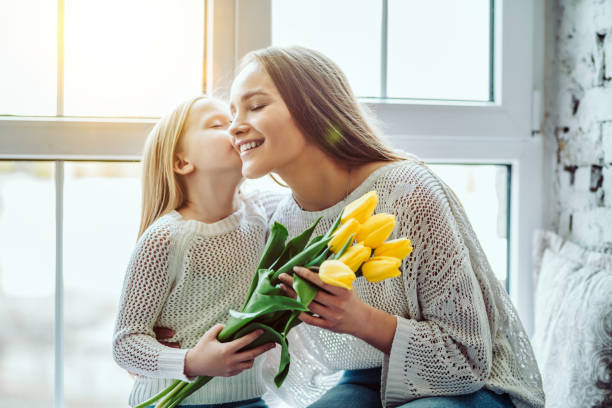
[112,223,192,381]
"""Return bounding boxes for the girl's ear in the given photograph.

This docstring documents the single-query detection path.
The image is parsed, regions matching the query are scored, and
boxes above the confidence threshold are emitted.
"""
[173,153,195,175]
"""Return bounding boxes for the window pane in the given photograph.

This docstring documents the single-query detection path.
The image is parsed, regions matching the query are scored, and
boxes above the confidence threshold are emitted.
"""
[388,0,491,101]
[63,162,140,407]
[271,0,382,98]
[0,1,57,116]
[0,162,55,407]
[64,0,204,117]
[429,164,508,286]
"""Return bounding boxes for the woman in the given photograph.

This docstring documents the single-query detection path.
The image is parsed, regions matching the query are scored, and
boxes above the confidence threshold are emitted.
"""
[226,46,544,408]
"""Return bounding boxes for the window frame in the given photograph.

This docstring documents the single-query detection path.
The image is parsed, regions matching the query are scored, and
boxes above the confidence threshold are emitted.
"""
[0,0,542,358]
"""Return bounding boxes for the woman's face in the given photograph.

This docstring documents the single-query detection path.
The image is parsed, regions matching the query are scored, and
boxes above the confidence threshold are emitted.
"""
[229,61,308,179]
[179,98,242,175]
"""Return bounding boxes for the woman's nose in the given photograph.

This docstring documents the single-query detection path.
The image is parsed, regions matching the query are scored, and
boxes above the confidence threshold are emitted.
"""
[229,120,249,138]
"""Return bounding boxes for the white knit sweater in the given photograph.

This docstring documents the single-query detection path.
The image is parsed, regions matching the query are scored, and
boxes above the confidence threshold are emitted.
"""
[262,159,545,408]
[112,191,283,407]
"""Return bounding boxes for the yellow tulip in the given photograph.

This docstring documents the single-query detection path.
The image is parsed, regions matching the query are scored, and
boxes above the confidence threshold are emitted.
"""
[328,218,360,253]
[361,256,402,283]
[373,238,413,260]
[356,213,395,248]
[338,242,371,272]
[341,191,378,224]
[319,260,356,290]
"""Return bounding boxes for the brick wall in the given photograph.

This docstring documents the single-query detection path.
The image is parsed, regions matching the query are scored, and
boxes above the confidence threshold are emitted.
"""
[544,0,612,250]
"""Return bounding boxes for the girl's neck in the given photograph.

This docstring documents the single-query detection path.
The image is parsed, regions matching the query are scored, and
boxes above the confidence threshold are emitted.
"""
[178,171,242,223]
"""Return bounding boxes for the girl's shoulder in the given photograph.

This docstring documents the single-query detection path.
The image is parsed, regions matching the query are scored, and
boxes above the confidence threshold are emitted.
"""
[136,212,180,246]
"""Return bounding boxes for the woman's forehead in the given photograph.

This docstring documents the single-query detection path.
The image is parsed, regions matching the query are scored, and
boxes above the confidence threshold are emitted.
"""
[230,62,275,100]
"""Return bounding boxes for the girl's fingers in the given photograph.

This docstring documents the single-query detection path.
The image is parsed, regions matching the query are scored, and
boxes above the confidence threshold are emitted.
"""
[227,329,263,352]
[234,342,276,363]
[153,327,175,339]
[235,360,255,371]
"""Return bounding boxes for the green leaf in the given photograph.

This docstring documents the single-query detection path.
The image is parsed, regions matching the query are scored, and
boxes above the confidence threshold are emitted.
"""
[218,269,308,341]
[332,234,354,260]
[270,217,321,270]
[324,209,344,239]
[241,223,288,312]
[258,222,289,270]
[271,236,333,283]
[293,272,318,309]
[305,247,330,267]
[232,322,292,387]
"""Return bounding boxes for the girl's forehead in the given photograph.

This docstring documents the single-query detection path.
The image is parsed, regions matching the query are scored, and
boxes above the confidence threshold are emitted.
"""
[191,98,230,116]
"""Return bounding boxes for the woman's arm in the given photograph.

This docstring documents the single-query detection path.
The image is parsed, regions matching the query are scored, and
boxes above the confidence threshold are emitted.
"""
[280,173,494,405]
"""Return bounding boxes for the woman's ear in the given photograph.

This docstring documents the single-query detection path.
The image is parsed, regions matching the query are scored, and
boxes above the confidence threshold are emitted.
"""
[173,153,195,176]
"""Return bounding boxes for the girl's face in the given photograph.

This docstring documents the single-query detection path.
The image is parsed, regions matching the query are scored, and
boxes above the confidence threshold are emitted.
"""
[178,98,241,175]
[228,62,308,179]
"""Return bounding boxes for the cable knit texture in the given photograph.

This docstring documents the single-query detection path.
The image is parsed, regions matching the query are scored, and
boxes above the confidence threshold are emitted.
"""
[262,159,544,408]
[112,190,285,407]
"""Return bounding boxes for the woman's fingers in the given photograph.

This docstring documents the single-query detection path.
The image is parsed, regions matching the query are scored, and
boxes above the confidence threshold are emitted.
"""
[227,329,264,352]
[279,282,297,299]
[293,266,346,295]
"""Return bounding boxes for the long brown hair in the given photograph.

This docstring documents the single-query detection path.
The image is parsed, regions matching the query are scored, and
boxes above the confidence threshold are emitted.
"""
[241,46,408,166]
[138,95,208,238]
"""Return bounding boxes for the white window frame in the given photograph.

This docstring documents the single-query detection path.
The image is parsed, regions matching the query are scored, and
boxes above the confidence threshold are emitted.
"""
[0,0,542,356]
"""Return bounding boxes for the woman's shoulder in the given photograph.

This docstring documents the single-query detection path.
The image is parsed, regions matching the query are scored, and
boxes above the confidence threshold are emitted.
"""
[240,185,292,221]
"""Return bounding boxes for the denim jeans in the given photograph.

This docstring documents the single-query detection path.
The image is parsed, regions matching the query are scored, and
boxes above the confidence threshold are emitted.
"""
[146,396,267,408]
[307,367,515,408]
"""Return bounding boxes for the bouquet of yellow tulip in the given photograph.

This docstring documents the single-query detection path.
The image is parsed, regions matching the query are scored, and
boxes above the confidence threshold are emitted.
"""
[318,190,413,289]
[136,190,412,408]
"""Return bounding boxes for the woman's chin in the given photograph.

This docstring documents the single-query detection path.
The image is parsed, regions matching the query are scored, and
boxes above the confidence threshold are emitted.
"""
[241,162,270,179]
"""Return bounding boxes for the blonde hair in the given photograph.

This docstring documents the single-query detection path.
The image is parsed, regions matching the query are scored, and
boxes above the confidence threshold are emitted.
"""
[240,46,408,166]
[138,95,207,238]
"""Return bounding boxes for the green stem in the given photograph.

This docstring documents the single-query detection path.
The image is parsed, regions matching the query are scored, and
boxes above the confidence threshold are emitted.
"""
[162,376,213,408]
[134,379,182,408]
[155,381,187,408]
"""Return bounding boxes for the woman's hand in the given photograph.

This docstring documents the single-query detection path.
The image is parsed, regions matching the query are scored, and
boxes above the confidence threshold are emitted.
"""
[279,266,397,354]
[184,324,276,378]
[278,266,372,336]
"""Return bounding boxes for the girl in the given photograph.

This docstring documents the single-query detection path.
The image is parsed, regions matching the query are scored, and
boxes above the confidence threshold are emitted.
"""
[227,46,545,408]
[112,95,279,408]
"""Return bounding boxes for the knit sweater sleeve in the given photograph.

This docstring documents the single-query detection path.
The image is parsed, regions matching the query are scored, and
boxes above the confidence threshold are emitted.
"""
[112,221,193,382]
[381,169,493,406]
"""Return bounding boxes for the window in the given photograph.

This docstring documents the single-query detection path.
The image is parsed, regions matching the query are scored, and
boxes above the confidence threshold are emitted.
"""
[0,1,543,406]
[272,0,492,101]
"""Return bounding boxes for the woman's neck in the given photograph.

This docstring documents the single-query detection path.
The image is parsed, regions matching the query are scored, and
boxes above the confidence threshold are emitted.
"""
[178,171,242,223]
[276,146,389,211]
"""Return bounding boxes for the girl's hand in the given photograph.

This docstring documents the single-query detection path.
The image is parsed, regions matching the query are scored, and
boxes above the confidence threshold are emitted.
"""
[278,266,372,337]
[154,327,180,348]
[184,324,276,378]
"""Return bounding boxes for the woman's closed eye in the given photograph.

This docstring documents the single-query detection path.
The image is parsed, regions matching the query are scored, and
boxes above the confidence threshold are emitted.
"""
[249,104,266,112]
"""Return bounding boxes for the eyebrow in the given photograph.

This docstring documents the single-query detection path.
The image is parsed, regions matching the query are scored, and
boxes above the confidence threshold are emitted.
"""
[241,90,269,102]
